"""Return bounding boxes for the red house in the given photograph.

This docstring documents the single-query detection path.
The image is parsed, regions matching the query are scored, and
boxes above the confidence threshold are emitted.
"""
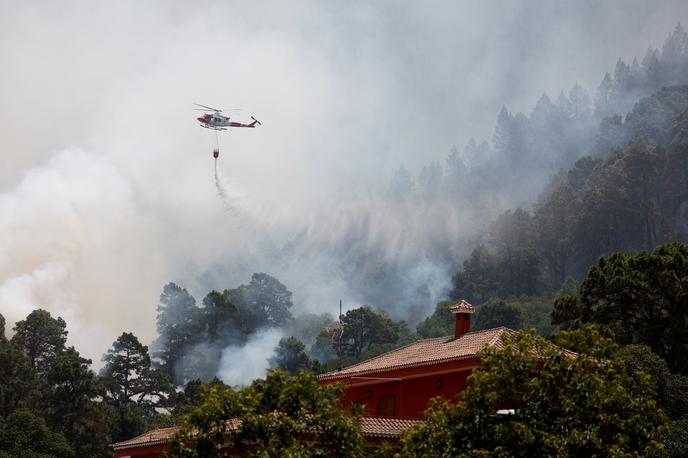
[113,300,512,456]
[318,300,513,419]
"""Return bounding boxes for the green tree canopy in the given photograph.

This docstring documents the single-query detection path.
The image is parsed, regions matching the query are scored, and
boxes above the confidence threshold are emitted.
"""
[552,242,688,373]
[619,345,688,421]
[472,300,523,331]
[502,295,559,336]
[619,345,688,457]
[534,181,578,289]
[310,328,338,367]
[0,409,73,458]
[100,332,154,406]
[339,305,400,360]
[416,301,454,338]
[450,244,498,304]
[227,273,294,328]
[46,347,110,456]
[269,336,312,375]
[153,282,200,385]
[100,332,173,441]
[401,326,667,457]
[1,310,113,456]
[417,297,555,339]
[171,377,226,419]
[202,290,251,341]
[490,208,540,297]
[0,338,39,417]
[11,309,67,374]
[171,369,365,457]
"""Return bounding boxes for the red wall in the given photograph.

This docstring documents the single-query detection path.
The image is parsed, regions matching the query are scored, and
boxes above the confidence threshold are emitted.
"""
[326,358,478,419]
[114,443,169,457]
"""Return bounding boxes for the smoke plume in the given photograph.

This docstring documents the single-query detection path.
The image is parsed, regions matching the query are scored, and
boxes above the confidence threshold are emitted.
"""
[217,328,284,386]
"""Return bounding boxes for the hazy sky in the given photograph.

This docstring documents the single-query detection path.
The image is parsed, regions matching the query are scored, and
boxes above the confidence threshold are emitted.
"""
[1,0,686,365]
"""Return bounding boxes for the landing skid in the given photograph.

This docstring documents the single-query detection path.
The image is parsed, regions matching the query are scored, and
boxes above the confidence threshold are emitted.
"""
[199,124,227,131]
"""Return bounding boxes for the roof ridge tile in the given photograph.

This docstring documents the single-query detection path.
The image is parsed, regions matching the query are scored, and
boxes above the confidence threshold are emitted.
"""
[318,327,514,381]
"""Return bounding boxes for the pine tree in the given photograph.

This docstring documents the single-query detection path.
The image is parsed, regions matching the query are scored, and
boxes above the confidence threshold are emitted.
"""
[642,47,663,88]
[269,337,312,374]
[46,347,110,456]
[569,83,591,122]
[100,333,173,441]
[152,283,200,384]
[661,22,688,83]
[530,92,554,125]
[594,72,614,118]
[493,106,513,159]
[100,332,172,407]
[11,309,67,374]
[556,91,573,121]
[630,57,644,88]
[229,273,294,328]
[612,58,631,94]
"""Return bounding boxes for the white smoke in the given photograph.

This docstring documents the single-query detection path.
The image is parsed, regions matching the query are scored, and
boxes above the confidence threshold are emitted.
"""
[0,262,70,327]
[217,328,284,387]
[0,148,164,358]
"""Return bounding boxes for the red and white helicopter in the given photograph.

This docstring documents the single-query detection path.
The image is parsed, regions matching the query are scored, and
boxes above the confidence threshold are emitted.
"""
[195,103,261,158]
[195,103,261,131]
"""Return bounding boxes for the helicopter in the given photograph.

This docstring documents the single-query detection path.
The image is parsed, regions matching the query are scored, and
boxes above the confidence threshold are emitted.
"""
[195,103,261,131]
[195,103,261,158]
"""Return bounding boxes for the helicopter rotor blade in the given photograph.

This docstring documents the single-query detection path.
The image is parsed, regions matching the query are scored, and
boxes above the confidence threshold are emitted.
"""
[194,103,222,112]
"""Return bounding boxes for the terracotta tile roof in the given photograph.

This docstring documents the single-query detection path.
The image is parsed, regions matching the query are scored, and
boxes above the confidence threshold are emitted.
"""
[111,416,417,450]
[111,418,243,451]
[318,327,515,382]
[361,416,421,438]
[110,425,179,450]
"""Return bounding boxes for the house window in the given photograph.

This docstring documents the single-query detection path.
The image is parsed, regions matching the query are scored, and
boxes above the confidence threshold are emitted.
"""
[377,394,396,417]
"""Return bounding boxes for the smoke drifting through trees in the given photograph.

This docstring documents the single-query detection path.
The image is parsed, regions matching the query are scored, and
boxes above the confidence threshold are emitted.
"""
[217,328,283,386]
[452,85,688,306]
[153,275,296,386]
[1,2,686,368]
[277,23,688,323]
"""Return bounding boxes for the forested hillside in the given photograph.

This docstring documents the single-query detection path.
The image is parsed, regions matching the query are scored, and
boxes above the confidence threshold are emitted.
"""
[318,23,688,318]
[452,85,688,306]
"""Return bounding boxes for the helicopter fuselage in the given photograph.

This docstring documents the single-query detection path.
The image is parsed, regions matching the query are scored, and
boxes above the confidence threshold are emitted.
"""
[197,111,260,130]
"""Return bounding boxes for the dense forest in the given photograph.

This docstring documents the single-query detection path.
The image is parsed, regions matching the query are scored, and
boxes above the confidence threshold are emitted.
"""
[451,85,688,301]
[287,23,688,319]
[2,23,688,457]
